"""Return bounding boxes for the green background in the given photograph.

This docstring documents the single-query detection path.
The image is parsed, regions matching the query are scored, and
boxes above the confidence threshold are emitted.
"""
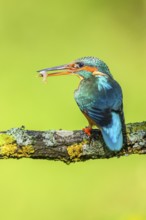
[0,0,146,219]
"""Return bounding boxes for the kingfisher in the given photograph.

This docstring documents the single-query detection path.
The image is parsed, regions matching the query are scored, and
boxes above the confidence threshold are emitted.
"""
[37,56,125,151]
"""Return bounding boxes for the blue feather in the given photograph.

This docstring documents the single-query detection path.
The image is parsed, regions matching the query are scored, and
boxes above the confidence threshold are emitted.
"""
[74,57,124,151]
[101,112,123,151]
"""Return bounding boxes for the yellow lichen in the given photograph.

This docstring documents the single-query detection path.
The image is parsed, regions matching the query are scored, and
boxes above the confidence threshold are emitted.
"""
[0,144,17,157]
[0,134,15,146]
[0,132,34,158]
[67,142,83,160]
[16,145,34,158]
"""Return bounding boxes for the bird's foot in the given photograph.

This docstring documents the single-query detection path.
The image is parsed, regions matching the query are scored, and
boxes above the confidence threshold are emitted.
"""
[82,127,92,136]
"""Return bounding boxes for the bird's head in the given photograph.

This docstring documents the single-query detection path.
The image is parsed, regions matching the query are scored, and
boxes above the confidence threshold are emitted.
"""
[37,56,113,82]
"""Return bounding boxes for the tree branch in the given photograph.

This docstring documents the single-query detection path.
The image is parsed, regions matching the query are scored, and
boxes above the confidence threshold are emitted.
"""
[0,121,146,163]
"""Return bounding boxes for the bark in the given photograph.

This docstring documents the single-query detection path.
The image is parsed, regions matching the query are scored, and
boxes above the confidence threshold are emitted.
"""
[0,121,146,163]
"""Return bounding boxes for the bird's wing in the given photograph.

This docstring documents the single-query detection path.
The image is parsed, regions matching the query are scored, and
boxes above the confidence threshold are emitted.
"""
[82,78,123,127]
[78,77,123,151]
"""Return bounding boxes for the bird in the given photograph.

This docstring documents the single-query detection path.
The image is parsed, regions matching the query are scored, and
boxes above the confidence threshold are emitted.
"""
[37,56,125,151]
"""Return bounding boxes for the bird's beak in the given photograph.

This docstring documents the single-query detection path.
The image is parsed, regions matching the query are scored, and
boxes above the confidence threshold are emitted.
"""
[37,64,73,81]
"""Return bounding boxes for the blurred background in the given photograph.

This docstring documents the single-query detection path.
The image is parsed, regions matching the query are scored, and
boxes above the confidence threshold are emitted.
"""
[0,0,145,219]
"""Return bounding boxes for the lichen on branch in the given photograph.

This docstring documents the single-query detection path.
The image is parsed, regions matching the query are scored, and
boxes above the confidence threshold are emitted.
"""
[0,121,146,163]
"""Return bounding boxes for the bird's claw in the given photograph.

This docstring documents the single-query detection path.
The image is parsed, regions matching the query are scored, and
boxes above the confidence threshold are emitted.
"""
[82,127,92,136]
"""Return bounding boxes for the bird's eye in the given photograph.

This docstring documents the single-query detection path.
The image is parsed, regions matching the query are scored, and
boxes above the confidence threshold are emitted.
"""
[74,62,84,68]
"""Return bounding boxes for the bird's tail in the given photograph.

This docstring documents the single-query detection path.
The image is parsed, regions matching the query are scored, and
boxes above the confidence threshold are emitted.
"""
[101,112,123,151]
